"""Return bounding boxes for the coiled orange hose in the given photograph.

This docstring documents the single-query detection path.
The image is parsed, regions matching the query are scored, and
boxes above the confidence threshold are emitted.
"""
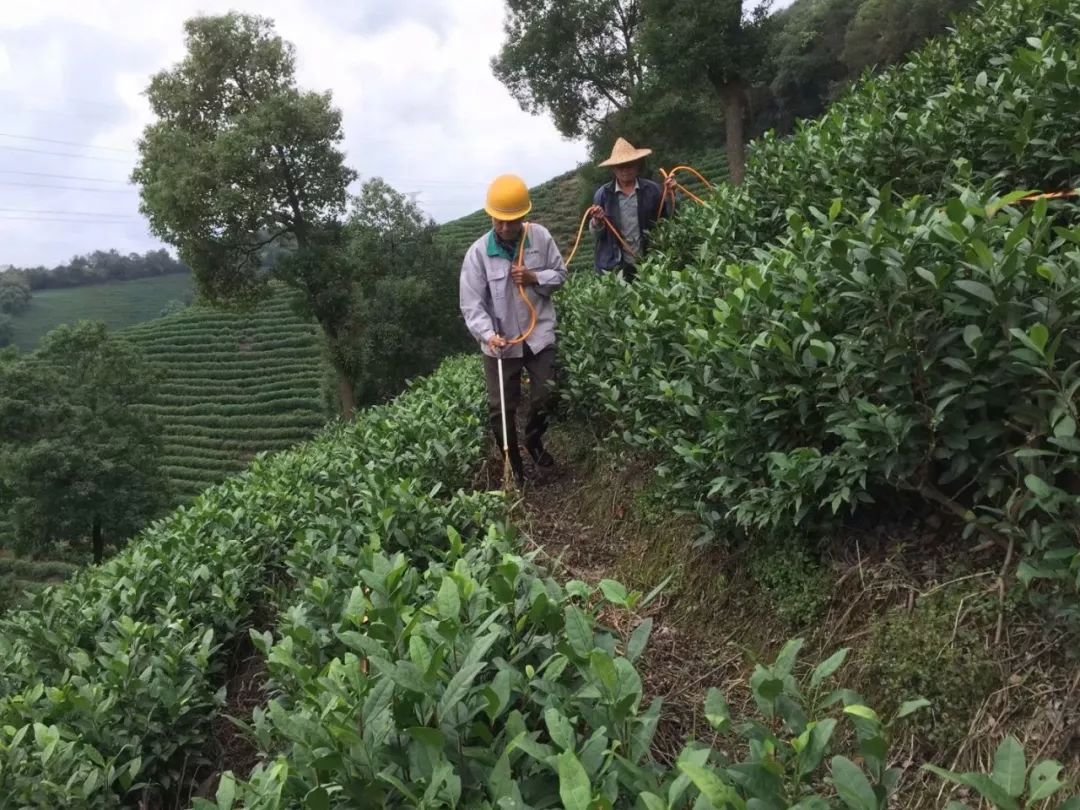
[504,222,538,346]
[563,164,717,267]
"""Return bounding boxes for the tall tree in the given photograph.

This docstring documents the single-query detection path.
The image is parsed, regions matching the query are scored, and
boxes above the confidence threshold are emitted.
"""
[0,322,170,563]
[843,0,975,73]
[0,274,31,315]
[132,13,361,416]
[338,179,470,406]
[492,0,645,140]
[642,0,774,185]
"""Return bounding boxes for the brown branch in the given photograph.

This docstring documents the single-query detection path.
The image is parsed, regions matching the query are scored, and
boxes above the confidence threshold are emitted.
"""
[916,482,1011,550]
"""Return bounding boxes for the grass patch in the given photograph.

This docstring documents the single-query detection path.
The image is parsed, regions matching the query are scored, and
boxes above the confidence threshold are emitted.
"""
[860,581,1002,756]
[745,536,833,630]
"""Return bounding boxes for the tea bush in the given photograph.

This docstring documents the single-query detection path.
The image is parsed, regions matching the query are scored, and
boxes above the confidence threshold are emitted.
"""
[0,356,487,805]
[559,0,1080,615]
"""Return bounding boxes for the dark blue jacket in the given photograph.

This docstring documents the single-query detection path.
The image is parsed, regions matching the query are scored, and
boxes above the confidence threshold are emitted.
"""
[592,177,673,272]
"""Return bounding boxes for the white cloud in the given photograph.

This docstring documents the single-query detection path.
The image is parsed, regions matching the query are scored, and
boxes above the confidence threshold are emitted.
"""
[0,0,587,266]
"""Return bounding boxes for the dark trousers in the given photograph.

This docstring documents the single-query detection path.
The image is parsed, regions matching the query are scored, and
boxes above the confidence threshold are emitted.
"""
[484,344,556,476]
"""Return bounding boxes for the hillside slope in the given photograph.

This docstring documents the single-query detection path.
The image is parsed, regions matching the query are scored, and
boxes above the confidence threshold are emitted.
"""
[1,0,1077,805]
[121,288,331,503]
[7,272,193,351]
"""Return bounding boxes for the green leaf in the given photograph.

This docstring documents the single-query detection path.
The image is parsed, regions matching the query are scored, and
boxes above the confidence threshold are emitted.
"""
[406,727,446,750]
[1054,415,1076,439]
[436,577,460,619]
[955,279,996,304]
[923,765,1021,810]
[599,579,629,607]
[774,637,805,677]
[590,650,620,698]
[1027,759,1064,801]
[564,606,594,658]
[437,661,485,724]
[962,324,982,352]
[830,756,878,810]
[557,751,592,810]
[947,198,968,224]
[829,198,842,221]
[809,340,836,364]
[801,718,837,773]
[894,698,931,720]
[1024,474,1054,500]
[1027,323,1049,353]
[640,793,668,810]
[216,772,237,810]
[810,648,849,689]
[544,707,576,751]
[677,761,745,809]
[705,688,732,732]
[843,705,880,723]
[304,787,330,810]
[627,618,653,662]
[991,736,1026,798]
[1010,327,1047,357]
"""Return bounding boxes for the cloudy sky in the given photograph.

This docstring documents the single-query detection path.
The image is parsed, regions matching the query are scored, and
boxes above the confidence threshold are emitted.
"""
[0,1,595,267]
[0,1,787,268]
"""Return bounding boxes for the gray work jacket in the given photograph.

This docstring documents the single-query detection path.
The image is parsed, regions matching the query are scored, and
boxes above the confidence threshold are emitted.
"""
[459,223,567,358]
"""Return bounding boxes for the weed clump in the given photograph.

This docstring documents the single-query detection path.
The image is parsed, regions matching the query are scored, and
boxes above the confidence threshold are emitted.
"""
[746,537,832,629]
[862,586,999,755]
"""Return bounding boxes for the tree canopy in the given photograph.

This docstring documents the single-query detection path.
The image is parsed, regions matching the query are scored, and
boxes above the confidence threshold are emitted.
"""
[494,0,977,181]
[133,12,361,413]
[492,0,645,140]
[0,322,170,563]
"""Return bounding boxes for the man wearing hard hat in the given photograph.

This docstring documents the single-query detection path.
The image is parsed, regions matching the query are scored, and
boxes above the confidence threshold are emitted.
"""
[460,174,568,487]
[588,137,677,281]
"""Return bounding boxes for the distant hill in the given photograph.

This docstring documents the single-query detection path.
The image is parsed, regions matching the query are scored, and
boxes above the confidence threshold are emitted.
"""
[121,288,331,503]
[7,272,194,351]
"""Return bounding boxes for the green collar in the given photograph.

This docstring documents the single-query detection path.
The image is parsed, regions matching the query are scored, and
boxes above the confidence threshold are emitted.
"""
[486,228,531,260]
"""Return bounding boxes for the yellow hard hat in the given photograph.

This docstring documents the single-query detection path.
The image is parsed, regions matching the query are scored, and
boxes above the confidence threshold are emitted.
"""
[484,174,532,220]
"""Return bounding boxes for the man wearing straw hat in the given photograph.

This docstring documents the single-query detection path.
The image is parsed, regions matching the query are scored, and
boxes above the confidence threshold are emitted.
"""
[589,137,677,281]
[460,174,568,487]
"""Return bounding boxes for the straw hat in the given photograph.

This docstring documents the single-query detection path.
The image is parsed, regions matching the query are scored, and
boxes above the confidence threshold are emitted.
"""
[597,137,653,167]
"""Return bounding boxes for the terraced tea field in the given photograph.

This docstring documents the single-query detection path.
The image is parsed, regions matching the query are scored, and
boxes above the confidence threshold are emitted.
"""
[0,552,78,612]
[122,288,332,503]
[435,149,727,272]
[7,272,194,351]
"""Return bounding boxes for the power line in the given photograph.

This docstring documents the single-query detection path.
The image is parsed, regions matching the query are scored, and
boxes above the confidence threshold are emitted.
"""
[0,145,133,163]
[0,216,140,225]
[0,206,140,218]
[0,132,136,154]
[0,180,137,194]
[0,169,131,185]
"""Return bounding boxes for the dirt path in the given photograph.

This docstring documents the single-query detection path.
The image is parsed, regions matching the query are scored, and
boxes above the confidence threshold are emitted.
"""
[511,436,738,763]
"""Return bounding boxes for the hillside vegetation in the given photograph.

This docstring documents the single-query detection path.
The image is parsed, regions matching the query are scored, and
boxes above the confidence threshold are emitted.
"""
[121,288,330,503]
[0,0,1077,807]
[6,273,193,351]
[560,0,1080,609]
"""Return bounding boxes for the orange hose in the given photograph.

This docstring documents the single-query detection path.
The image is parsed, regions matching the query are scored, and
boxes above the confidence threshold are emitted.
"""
[562,163,715,267]
[1017,190,1077,202]
[658,165,715,217]
[564,209,638,268]
[505,223,538,347]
